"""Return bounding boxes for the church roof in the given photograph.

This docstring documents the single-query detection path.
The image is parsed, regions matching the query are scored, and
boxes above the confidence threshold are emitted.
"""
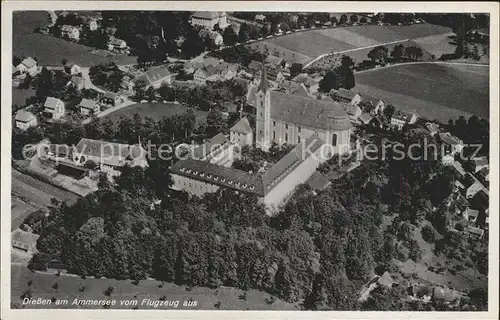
[230,117,252,134]
[269,91,352,131]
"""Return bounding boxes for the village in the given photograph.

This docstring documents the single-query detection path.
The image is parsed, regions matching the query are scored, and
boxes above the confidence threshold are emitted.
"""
[10,10,490,311]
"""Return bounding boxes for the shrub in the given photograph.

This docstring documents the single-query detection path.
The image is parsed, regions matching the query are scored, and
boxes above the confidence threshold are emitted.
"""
[421,225,437,243]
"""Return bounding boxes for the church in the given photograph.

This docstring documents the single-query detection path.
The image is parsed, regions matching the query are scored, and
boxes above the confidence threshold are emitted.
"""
[169,67,352,214]
[254,67,352,153]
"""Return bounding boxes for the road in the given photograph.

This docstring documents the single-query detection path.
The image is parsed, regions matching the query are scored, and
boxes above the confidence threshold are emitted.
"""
[303,38,411,69]
[82,98,136,124]
[80,67,105,93]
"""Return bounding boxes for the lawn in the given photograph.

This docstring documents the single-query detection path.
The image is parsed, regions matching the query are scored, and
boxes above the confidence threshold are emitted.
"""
[12,88,36,107]
[11,169,79,208]
[13,11,136,67]
[106,103,208,123]
[247,41,311,65]
[265,31,355,57]
[11,265,298,310]
[412,33,457,58]
[355,63,489,122]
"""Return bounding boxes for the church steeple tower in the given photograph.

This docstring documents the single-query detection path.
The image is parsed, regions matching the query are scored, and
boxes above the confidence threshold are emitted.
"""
[255,65,271,151]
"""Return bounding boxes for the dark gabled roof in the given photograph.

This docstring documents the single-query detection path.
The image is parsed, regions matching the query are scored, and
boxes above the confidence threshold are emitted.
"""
[139,65,171,85]
[392,110,416,122]
[261,135,325,193]
[330,88,358,100]
[171,158,265,196]
[306,170,331,191]
[199,65,219,77]
[192,133,229,160]
[230,117,252,134]
[269,91,352,131]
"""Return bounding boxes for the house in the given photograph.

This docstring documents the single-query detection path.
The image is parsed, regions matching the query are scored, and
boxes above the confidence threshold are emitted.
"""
[138,65,172,89]
[472,157,488,173]
[330,88,362,106]
[359,113,374,125]
[43,97,65,120]
[16,57,38,76]
[79,98,100,116]
[464,208,479,223]
[61,25,81,40]
[441,154,454,166]
[73,138,148,178]
[193,65,219,84]
[367,98,385,114]
[66,62,82,75]
[230,117,253,147]
[438,132,464,155]
[345,104,362,122]
[452,160,467,178]
[306,171,331,193]
[191,11,228,29]
[68,75,86,91]
[88,18,99,31]
[11,229,39,254]
[108,37,127,51]
[425,122,440,136]
[465,225,484,239]
[216,62,239,80]
[255,14,266,22]
[390,110,417,130]
[121,76,134,92]
[12,66,21,78]
[292,74,320,94]
[198,29,224,46]
[265,65,284,83]
[15,110,38,130]
[101,92,122,106]
[184,56,221,74]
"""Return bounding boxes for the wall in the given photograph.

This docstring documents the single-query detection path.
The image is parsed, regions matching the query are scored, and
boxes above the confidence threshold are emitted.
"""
[171,173,220,197]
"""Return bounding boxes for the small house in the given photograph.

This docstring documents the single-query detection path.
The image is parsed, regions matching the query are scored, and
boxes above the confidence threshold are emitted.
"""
[441,154,454,166]
[216,62,238,80]
[194,65,219,84]
[330,88,362,106]
[101,92,123,106]
[61,25,81,40]
[438,132,464,155]
[79,98,100,116]
[230,117,253,147]
[43,97,65,119]
[138,65,172,89]
[15,110,38,130]
[390,110,417,130]
[16,57,38,76]
[11,229,39,254]
[88,18,99,31]
[472,157,489,173]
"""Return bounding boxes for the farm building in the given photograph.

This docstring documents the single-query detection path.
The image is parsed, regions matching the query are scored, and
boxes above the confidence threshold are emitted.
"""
[16,57,38,76]
[15,110,38,130]
[138,65,172,89]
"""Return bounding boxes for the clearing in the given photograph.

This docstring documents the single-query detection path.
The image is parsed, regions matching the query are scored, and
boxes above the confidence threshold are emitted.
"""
[105,102,208,123]
[13,11,136,67]
[355,63,489,122]
[11,264,298,310]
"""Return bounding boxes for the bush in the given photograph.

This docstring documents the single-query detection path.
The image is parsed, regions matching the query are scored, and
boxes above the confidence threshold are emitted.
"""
[421,225,437,243]
[28,252,51,271]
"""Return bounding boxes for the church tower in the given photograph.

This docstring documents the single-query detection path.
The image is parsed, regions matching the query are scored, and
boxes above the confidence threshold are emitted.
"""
[255,66,271,151]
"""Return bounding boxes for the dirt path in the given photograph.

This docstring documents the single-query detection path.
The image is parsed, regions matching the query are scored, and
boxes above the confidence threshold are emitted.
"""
[354,60,489,75]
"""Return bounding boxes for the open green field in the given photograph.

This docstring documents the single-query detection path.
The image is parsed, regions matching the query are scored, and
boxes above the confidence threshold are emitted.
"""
[11,265,298,310]
[247,41,311,65]
[13,11,136,67]
[257,23,454,65]
[355,63,489,122]
[106,103,208,123]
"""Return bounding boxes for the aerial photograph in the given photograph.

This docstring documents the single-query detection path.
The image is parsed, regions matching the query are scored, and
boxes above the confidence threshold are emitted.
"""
[8,9,490,312]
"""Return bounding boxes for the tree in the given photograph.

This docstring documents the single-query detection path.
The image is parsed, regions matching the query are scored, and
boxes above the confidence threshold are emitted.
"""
[391,44,406,61]
[360,17,368,24]
[181,30,205,58]
[368,46,389,64]
[248,25,260,40]
[223,26,238,46]
[290,63,303,77]
[238,23,250,43]
[339,14,348,25]
[13,56,22,67]
[206,108,227,136]
[384,104,395,118]
[350,15,359,23]
[319,70,341,92]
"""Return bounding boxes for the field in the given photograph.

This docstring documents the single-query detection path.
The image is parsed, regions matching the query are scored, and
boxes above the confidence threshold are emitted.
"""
[355,63,489,122]
[13,11,136,67]
[11,169,79,208]
[11,265,298,310]
[105,103,208,123]
[255,23,454,66]
[247,41,311,65]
